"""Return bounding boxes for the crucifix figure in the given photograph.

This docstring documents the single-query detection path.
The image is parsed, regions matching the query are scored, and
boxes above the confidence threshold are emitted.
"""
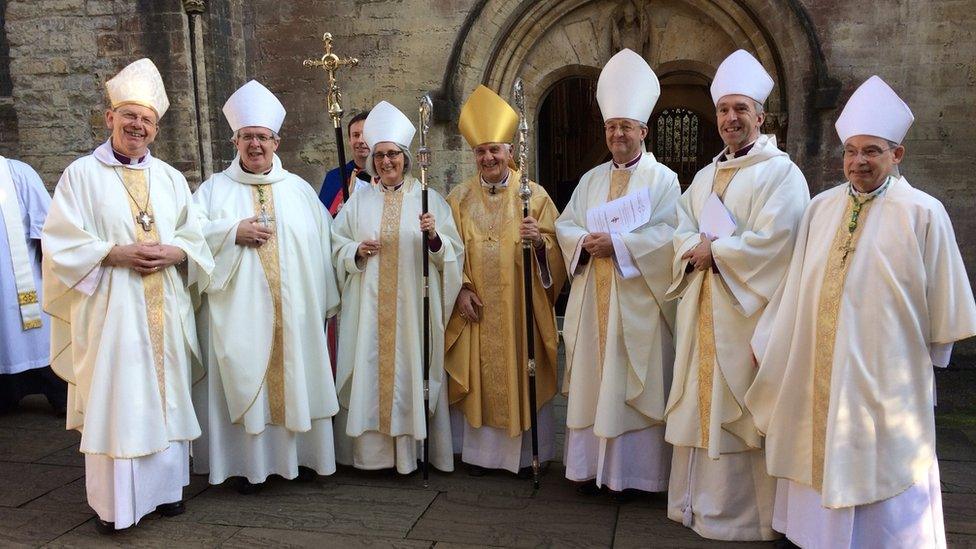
[838,238,856,264]
[136,210,154,232]
[303,32,360,202]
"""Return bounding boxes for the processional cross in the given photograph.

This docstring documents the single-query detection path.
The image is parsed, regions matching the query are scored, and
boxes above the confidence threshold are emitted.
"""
[303,33,360,201]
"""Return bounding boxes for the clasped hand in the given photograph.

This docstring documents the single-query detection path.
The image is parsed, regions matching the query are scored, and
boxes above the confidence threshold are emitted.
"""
[681,233,717,271]
[236,216,274,248]
[582,232,614,258]
[105,241,185,275]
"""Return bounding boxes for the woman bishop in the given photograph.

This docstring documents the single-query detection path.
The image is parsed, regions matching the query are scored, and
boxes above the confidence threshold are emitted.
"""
[331,100,464,474]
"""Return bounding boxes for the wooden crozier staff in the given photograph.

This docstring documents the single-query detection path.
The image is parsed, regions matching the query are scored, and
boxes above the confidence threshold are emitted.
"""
[513,78,541,490]
[417,94,434,487]
[303,32,359,202]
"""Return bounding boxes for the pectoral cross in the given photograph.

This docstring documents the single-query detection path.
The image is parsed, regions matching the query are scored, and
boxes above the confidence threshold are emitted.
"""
[258,209,274,228]
[136,210,154,232]
[838,237,856,264]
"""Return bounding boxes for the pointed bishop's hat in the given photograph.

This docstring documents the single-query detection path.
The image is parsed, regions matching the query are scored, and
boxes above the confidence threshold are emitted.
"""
[363,101,416,150]
[458,85,519,149]
[222,80,286,133]
[835,75,914,144]
[596,49,660,123]
[105,58,170,118]
[710,49,774,106]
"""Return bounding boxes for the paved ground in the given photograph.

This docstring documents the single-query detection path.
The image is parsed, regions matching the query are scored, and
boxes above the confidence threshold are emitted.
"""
[2,365,976,548]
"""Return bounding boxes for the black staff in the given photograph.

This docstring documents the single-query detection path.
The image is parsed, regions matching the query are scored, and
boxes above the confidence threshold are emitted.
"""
[303,32,359,202]
[418,94,434,487]
[513,78,541,490]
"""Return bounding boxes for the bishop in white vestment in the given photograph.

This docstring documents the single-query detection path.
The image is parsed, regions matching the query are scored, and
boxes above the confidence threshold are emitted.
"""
[556,49,679,497]
[331,101,464,474]
[747,75,976,549]
[192,81,340,491]
[41,59,213,533]
[663,50,809,541]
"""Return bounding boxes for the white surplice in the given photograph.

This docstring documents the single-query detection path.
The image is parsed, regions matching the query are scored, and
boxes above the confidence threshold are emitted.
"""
[555,152,679,491]
[747,176,976,547]
[331,177,463,474]
[0,159,51,375]
[191,155,340,483]
[663,135,809,541]
[42,142,213,526]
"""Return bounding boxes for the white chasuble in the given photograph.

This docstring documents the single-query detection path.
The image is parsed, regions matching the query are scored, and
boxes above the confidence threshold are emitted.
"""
[663,135,808,542]
[555,153,678,492]
[331,177,463,473]
[748,176,976,511]
[41,148,214,459]
[191,155,340,482]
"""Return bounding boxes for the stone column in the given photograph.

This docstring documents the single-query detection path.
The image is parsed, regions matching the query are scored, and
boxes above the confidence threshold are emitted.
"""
[183,0,214,184]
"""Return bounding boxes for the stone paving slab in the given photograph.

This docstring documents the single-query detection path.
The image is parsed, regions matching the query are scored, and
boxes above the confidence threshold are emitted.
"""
[943,492,976,535]
[0,462,84,507]
[0,506,91,547]
[44,515,241,548]
[222,526,433,548]
[941,460,976,494]
[23,477,93,517]
[937,427,976,462]
[948,532,976,549]
[407,491,617,548]
[33,442,85,468]
[0,427,78,464]
[175,477,437,539]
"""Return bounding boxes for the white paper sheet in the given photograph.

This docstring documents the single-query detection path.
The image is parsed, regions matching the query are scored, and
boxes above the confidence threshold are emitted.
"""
[586,188,652,234]
[700,192,737,239]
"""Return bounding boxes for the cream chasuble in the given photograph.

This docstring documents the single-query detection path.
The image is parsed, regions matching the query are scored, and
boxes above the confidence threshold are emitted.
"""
[748,176,976,509]
[42,147,213,458]
[193,155,340,435]
[445,171,565,437]
[331,177,463,471]
[664,135,809,455]
[555,152,679,439]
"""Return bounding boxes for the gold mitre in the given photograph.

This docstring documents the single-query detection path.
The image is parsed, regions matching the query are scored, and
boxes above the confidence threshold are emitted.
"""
[458,85,518,149]
[105,58,170,118]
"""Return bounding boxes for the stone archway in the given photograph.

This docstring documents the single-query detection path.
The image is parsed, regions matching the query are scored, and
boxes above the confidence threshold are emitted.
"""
[434,0,839,184]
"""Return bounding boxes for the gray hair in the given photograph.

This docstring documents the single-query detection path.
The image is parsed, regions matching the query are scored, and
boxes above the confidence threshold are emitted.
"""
[364,143,413,179]
[230,129,281,142]
[754,101,765,115]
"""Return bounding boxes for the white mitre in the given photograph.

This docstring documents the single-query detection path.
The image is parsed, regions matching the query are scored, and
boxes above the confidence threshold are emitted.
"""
[596,48,660,123]
[710,49,774,106]
[105,58,170,118]
[835,75,914,144]
[363,100,416,149]
[222,80,286,133]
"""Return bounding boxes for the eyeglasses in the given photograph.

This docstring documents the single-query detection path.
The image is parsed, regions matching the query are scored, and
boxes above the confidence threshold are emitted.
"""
[238,133,276,143]
[373,150,404,160]
[116,110,158,128]
[843,146,897,159]
[604,122,641,134]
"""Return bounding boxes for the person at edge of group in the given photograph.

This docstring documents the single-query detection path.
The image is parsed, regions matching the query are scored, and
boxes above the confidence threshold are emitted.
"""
[555,48,680,502]
[445,85,566,478]
[331,100,464,475]
[0,156,64,413]
[663,49,810,541]
[191,80,341,493]
[746,75,976,549]
[318,110,373,216]
[40,58,214,534]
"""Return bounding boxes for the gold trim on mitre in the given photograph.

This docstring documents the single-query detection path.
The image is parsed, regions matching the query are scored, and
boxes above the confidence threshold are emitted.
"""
[106,58,170,119]
[458,85,518,149]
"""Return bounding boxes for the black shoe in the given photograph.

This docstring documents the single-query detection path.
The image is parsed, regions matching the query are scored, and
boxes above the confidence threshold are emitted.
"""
[774,538,800,549]
[155,500,184,517]
[94,518,116,535]
[576,480,601,496]
[466,464,488,477]
[296,466,317,482]
[609,489,641,504]
[233,477,261,495]
[516,466,534,480]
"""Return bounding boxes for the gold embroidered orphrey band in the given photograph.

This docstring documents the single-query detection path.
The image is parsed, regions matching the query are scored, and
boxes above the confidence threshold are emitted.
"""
[377,188,404,434]
[594,169,631,376]
[251,184,287,425]
[119,168,166,415]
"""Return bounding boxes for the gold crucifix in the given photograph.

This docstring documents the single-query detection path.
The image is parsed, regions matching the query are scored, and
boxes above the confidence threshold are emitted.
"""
[303,32,359,129]
[838,238,856,264]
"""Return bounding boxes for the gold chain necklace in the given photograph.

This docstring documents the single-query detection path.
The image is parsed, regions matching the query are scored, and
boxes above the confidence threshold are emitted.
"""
[114,167,154,232]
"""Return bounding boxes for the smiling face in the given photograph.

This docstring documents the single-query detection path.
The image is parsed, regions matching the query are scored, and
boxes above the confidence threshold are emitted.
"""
[473,142,512,184]
[348,120,369,168]
[843,134,904,193]
[234,126,279,174]
[604,117,647,164]
[105,104,159,159]
[372,142,406,186]
[715,94,764,153]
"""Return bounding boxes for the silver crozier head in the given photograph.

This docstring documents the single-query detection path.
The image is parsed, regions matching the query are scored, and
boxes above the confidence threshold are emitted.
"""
[418,93,433,171]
